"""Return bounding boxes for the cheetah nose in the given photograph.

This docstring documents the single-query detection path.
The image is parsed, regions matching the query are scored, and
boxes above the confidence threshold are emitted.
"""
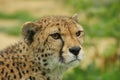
[69,46,81,56]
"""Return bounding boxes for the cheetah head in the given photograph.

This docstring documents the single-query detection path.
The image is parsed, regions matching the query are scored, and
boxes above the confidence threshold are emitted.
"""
[22,14,84,72]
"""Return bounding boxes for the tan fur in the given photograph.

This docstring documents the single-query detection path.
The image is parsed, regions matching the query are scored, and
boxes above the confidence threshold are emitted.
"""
[0,15,84,80]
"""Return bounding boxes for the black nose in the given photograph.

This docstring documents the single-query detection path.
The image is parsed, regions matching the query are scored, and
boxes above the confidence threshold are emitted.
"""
[69,46,81,56]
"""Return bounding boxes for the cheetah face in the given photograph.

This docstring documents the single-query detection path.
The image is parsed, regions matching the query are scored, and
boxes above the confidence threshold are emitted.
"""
[22,15,84,69]
[46,21,84,67]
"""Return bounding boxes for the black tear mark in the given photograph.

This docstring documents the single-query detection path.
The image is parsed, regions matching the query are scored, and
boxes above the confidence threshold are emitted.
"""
[59,37,64,63]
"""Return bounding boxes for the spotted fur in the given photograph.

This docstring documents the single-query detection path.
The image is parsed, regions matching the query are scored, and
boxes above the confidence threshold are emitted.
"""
[0,15,84,80]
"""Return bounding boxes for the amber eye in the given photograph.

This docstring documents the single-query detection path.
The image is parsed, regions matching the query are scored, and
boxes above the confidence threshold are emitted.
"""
[76,30,82,37]
[50,33,61,39]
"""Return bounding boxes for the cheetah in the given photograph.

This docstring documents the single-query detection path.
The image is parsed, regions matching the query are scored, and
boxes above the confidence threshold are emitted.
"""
[0,14,84,80]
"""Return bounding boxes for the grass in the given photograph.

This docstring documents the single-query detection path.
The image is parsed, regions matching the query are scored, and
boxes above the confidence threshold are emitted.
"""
[0,26,21,36]
[0,11,35,22]
[0,11,36,36]
[63,63,120,80]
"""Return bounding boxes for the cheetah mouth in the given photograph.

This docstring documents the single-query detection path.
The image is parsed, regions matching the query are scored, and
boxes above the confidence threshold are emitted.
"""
[67,58,80,64]
[59,56,81,64]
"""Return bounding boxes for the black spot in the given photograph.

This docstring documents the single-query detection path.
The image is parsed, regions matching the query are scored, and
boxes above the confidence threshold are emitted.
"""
[41,49,44,52]
[29,76,32,80]
[23,63,26,67]
[47,77,50,80]
[25,58,27,61]
[1,68,4,74]
[43,39,48,45]
[23,46,25,49]
[19,50,22,53]
[32,68,35,71]
[35,69,38,72]
[44,63,48,66]
[1,77,4,80]
[44,20,47,22]
[42,71,46,76]
[56,23,60,25]
[16,67,22,78]
[14,75,16,79]
[5,72,8,77]
[41,54,44,57]
[26,70,29,73]
[38,57,41,60]
[10,69,14,73]
[26,48,28,51]
[16,62,20,66]
[23,55,26,58]
[12,63,15,66]
[43,59,47,62]
[19,62,22,64]
[0,54,4,57]
[38,48,41,52]
[29,76,36,80]
[38,62,41,65]
[31,61,35,64]
[33,77,35,80]
[18,72,22,78]
[37,38,40,41]
[38,67,41,70]
[16,67,19,71]
[48,54,51,56]
[6,64,9,67]
[58,27,61,31]
[45,54,47,57]
[22,71,25,74]
[0,61,4,65]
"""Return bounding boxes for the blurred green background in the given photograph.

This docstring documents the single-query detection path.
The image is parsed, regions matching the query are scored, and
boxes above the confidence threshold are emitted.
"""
[0,0,120,80]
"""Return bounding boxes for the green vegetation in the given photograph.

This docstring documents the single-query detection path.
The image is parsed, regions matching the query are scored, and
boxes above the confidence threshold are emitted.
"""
[0,11,35,35]
[0,11,35,22]
[63,0,120,80]
[63,63,120,80]
[0,26,20,36]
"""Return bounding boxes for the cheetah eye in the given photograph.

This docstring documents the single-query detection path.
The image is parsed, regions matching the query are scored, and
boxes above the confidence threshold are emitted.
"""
[50,33,61,39]
[76,30,83,37]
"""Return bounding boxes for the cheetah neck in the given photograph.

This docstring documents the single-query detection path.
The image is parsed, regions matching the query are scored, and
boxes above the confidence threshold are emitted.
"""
[0,41,68,80]
[14,41,67,80]
[48,65,69,80]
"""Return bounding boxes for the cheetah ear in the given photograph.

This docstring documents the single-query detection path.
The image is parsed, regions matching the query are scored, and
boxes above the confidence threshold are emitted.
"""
[22,22,41,45]
[72,14,79,22]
